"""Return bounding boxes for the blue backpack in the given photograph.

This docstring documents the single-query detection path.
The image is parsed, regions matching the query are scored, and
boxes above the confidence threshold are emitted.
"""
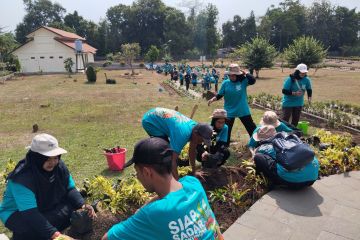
[262,132,315,171]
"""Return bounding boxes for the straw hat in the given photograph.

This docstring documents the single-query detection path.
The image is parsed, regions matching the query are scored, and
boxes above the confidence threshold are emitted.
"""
[260,111,281,127]
[228,64,243,75]
[210,109,227,119]
[253,125,276,141]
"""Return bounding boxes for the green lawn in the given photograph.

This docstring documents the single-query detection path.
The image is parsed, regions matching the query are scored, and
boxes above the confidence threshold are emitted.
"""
[1,67,356,236]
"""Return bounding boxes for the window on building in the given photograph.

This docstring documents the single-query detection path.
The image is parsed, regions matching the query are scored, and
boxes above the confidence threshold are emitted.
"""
[59,56,63,59]
[31,57,35,59]
[50,56,54,59]
[40,56,45,59]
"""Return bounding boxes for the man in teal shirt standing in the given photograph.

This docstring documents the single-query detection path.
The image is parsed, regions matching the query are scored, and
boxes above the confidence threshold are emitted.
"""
[137,107,213,179]
[102,137,223,240]
[282,63,312,126]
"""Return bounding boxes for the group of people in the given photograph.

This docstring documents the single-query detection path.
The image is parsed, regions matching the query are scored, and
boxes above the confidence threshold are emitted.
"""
[169,64,222,92]
[0,62,317,239]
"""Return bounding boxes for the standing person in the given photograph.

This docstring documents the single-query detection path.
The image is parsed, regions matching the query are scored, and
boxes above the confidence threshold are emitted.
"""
[102,137,223,240]
[184,73,191,91]
[197,109,230,168]
[136,107,213,179]
[203,71,211,91]
[282,63,312,126]
[179,70,184,86]
[191,71,198,87]
[213,73,219,92]
[0,134,96,240]
[208,64,257,144]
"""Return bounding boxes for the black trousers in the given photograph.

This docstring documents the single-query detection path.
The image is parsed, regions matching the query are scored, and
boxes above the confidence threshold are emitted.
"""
[185,81,190,90]
[254,153,315,189]
[282,106,302,126]
[226,115,257,144]
[5,201,74,240]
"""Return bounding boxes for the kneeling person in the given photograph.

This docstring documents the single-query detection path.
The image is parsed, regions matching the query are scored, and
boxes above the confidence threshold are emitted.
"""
[102,137,223,240]
[252,125,319,189]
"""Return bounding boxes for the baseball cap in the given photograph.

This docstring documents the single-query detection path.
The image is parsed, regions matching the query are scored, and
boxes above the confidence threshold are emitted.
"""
[26,133,67,157]
[124,137,173,167]
[296,63,308,73]
[193,123,213,148]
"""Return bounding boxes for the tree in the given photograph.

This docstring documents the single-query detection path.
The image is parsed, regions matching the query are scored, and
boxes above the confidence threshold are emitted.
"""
[121,43,141,75]
[0,31,19,62]
[284,36,327,68]
[237,37,277,78]
[145,45,160,65]
[204,4,220,57]
[16,0,66,43]
[63,57,74,77]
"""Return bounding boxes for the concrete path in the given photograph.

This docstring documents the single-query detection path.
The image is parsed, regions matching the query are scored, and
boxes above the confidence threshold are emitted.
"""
[224,171,360,240]
[172,80,202,99]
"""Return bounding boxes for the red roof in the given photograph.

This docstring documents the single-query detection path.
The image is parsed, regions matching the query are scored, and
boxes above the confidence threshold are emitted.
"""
[42,26,85,40]
[56,39,97,54]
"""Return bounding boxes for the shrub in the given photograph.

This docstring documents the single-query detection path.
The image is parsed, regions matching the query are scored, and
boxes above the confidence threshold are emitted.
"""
[139,62,145,68]
[86,65,97,83]
[120,61,126,66]
[284,36,327,68]
[103,61,112,67]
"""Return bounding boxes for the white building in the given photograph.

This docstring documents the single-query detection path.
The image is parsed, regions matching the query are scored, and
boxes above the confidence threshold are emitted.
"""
[12,26,97,73]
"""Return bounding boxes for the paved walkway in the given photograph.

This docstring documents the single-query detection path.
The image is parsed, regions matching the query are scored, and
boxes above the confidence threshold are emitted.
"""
[172,80,202,98]
[224,171,360,240]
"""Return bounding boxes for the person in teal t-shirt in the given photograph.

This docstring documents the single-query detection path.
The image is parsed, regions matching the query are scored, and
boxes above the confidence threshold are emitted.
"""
[197,109,230,168]
[208,64,257,144]
[282,63,312,126]
[248,111,293,149]
[251,125,319,189]
[102,137,223,240]
[137,107,213,179]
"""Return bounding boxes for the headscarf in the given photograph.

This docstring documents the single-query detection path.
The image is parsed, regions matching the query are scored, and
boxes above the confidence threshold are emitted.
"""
[7,150,70,212]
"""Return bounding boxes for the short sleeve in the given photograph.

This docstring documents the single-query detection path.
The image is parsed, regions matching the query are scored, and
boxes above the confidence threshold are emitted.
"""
[283,77,291,90]
[218,125,228,142]
[107,206,152,240]
[68,175,76,190]
[10,181,37,211]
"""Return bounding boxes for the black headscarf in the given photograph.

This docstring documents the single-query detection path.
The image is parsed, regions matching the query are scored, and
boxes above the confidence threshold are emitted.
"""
[7,150,70,212]
[290,70,307,81]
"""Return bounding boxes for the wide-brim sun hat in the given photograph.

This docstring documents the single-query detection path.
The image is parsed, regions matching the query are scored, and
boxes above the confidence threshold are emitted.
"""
[253,125,277,142]
[26,133,67,157]
[209,109,227,119]
[260,111,281,127]
[228,63,243,75]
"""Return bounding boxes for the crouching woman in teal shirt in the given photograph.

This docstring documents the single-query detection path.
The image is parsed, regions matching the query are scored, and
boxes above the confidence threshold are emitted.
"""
[0,134,96,240]
[252,126,319,189]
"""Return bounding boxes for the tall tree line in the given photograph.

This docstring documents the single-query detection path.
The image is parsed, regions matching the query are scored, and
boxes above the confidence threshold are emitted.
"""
[11,0,360,57]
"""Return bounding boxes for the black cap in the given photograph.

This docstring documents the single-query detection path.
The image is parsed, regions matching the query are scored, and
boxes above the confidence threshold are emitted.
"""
[124,137,173,168]
[193,123,213,148]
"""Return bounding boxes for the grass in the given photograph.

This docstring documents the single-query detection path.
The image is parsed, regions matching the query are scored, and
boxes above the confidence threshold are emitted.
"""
[0,66,358,236]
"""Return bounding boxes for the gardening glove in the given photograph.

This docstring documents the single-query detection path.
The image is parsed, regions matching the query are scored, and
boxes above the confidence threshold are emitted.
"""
[201,151,209,161]
[82,204,97,219]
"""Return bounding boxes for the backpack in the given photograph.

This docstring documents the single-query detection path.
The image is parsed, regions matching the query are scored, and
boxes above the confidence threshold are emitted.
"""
[262,132,314,171]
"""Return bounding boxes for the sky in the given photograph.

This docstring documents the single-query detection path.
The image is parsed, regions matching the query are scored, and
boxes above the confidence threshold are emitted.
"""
[1,0,359,33]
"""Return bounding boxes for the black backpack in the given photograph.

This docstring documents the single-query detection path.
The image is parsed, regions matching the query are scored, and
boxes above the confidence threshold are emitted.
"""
[262,132,315,171]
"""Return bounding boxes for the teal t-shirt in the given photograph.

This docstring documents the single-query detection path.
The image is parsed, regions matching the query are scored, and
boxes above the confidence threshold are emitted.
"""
[0,175,76,224]
[282,76,312,107]
[215,124,228,143]
[218,79,251,118]
[142,108,198,154]
[248,123,292,148]
[255,144,319,183]
[108,176,223,240]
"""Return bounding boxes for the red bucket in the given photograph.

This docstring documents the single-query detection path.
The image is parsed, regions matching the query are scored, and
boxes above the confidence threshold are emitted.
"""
[104,148,127,171]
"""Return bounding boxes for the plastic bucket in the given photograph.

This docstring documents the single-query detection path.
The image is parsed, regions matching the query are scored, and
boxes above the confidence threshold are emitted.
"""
[104,148,127,171]
[297,121,310,135]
